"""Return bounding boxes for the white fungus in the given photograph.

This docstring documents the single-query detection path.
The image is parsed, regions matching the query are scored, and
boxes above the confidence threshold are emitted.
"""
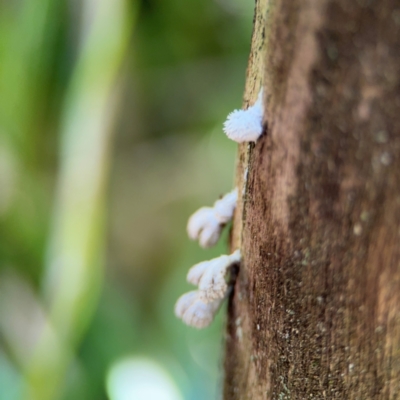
[175,250,242,328]
[213,189,237,224]
[223,89,264,143]
[187,207,221,248]
[187,189,238,248]
[176,87,264,329]
[187,250,241,303]
[174,290,224,329]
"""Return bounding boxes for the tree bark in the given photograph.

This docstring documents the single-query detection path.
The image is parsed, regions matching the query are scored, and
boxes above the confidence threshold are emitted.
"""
[224,0,400,399]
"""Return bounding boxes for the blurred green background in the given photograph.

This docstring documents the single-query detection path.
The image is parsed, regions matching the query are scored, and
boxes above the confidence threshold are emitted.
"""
[0,0,253,398]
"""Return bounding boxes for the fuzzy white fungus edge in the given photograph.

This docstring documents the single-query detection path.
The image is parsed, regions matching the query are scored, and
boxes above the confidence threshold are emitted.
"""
[175,250,241,328]
[174,290,224,329]
[187,249,241,303]
[223,89,264,143]
[187,189,238,248]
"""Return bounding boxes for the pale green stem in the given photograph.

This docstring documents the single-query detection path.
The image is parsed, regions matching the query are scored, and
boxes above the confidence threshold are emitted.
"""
[22,0,135,398]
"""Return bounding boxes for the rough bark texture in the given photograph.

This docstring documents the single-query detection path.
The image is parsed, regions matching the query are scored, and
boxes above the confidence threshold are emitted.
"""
[224,0,400,399]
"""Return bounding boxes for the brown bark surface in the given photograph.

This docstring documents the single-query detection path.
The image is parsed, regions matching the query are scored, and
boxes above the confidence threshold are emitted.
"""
[224,0,400,398]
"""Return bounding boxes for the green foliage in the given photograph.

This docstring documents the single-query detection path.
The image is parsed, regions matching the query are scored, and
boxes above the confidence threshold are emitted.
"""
[0,0,252,398]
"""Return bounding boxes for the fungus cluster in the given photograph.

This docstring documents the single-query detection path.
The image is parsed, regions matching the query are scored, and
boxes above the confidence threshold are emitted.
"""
[174,89,264,328]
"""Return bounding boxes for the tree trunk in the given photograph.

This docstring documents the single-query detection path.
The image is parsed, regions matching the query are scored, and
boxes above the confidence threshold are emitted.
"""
[224,0,400,398]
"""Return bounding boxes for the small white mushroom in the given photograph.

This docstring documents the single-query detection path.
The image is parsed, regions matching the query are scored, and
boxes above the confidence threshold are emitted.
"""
[174,290,224,329]
[174,290,198,317]
[186,259,211,286]
[187,250,241,303]
[187,207,221,248]
[187,189,238,248]
[213,189,237,224]
[223,89,264,143]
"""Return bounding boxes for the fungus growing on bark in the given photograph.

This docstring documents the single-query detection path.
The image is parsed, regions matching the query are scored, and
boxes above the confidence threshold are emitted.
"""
[175,250,241,328]
[187,189,237,248]
[223,89,264,143]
